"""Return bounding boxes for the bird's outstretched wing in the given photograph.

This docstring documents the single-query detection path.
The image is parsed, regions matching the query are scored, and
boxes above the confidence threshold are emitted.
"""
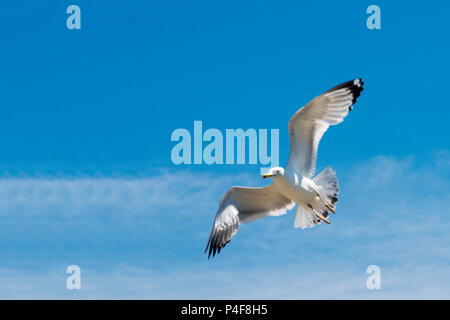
[205,185,295,258]
[287,79,364,178]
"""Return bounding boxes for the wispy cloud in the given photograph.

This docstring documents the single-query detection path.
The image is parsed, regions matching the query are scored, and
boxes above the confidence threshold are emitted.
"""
[0,151,448,299]
[0,171,247,217]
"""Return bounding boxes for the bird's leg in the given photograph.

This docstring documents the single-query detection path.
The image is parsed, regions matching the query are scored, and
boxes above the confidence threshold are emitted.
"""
[315,191,335,214]
[307,204,330,224]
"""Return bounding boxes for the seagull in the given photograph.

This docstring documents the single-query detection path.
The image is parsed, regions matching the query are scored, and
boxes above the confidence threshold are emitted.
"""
[205,79,364,258]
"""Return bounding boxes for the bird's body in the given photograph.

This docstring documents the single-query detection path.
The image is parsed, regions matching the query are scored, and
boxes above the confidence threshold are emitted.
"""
[205,79,364,258]
[272,170,317,204]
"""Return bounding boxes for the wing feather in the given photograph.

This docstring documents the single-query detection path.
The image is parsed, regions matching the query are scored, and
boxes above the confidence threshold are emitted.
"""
[205,185,295,258]
[287,79,364,178]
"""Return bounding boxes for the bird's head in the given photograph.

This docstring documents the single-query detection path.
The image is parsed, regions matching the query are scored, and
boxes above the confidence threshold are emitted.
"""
[262,167,285,179]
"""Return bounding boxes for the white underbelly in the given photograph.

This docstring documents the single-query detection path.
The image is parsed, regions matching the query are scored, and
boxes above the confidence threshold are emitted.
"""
[274,176,317,203]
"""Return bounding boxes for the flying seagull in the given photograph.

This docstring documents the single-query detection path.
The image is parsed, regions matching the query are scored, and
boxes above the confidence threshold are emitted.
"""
[205,79,364,258]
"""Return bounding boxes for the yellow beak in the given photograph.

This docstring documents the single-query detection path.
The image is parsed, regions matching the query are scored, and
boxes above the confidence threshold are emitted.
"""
[262,174,273,179]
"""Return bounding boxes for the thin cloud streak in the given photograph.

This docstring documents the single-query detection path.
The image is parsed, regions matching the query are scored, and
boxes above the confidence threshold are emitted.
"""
[0,171,252,218]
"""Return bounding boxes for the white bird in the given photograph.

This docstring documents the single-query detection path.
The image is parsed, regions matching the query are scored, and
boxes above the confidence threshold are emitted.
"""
[205,79,364,258]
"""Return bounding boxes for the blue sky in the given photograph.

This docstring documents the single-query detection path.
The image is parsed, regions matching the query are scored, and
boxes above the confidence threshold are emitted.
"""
[0,1,449,298]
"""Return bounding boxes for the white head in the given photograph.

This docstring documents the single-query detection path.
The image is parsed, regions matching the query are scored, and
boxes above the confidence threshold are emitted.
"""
[262,167,285,179]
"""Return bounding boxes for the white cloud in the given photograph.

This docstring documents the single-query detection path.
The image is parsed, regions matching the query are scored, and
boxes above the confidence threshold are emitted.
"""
[0,151,448,299]
[0,170,254,218]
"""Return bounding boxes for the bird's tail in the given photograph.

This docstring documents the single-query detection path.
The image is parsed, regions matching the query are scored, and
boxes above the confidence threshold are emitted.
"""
[313,166,339,208]
[294,203,325,228]
[294,166,339,229]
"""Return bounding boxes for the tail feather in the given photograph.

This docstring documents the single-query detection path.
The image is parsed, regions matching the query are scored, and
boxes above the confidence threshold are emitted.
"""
[294,203,326,229]
[313,166,339,206]
[294,166,339,229]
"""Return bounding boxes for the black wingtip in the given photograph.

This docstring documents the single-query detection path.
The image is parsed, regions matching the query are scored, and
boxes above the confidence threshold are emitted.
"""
[205,236,230,259]
[349,78,364,110]
[323,78,364,112]
[208,242,213,259]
